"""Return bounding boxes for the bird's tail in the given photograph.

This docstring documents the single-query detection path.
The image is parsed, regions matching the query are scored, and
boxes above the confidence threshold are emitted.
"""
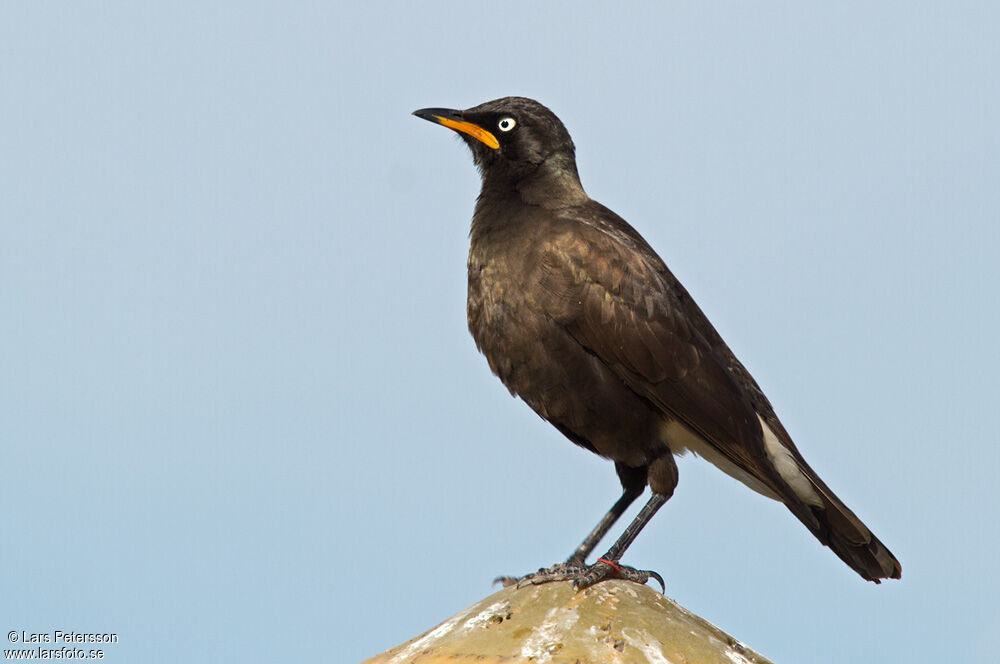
[776,453,902,582]
[798,463,901,582]
[756,416,901,582]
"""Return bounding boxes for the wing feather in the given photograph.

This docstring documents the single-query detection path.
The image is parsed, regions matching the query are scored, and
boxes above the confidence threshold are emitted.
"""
[522,203,900,581]
[526,213,773,487]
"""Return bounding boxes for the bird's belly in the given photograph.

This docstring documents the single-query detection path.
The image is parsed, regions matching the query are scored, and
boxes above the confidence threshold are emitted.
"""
[468,286,663,467]
[660,418,780,501]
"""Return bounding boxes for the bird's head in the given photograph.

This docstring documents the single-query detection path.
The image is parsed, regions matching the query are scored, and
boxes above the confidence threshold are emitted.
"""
[413,97,580,193]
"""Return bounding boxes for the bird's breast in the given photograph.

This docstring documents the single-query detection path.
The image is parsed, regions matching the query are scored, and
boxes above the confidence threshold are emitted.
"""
[464,229,665,467]
[466,237,531,387]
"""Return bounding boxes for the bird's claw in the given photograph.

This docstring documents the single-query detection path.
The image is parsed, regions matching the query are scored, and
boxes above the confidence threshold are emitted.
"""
[494,560,664,593]
[573,559,666,593]
[494,562,583,588]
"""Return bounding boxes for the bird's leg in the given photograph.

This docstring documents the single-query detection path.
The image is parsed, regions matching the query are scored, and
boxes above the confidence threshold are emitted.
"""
[565,462,648,566]
[496,493,668,591]
[565,484,645,566]
[494,485,643,589]
[495,463,646,588]
[496,454,674,592]
[572,492,668,591]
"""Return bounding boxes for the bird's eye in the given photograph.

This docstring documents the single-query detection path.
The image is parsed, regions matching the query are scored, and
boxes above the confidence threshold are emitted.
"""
[497,117,516,132]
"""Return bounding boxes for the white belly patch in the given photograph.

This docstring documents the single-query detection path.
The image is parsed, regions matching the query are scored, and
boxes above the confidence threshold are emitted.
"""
[659,418,781,502]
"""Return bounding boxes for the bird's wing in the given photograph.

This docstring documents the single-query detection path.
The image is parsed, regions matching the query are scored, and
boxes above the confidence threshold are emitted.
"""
[524,211,775,487]
[525,209,901,581]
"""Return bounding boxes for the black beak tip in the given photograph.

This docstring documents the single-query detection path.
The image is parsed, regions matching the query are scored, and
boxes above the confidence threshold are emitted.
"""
[412,107,461,123]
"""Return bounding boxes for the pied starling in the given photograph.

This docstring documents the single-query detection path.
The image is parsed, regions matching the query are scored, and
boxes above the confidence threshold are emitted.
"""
[412,97,900,590]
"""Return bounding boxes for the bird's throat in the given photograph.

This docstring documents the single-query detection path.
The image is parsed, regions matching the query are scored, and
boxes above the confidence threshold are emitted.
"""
[480,157,587,210]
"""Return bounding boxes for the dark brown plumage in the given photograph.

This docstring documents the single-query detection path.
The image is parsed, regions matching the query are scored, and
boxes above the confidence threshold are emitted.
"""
[413,97,900,588]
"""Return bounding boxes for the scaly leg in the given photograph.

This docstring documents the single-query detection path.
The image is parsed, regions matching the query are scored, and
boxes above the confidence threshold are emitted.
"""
[496,454,675,592]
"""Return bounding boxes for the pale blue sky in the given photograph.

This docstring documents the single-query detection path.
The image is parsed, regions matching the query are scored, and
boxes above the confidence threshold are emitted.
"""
[2,3,997,662]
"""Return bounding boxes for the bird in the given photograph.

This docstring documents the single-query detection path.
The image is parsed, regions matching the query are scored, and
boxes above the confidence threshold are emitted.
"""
[412,97,901,590]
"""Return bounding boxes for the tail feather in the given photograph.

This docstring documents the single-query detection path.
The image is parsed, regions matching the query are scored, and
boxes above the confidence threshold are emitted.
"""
[816,495,901,582]
[755,416,901,581]
[785,459,902,582]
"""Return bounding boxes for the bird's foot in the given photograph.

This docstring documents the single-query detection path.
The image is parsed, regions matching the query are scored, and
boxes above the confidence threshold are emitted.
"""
[494,562,583,589]
[494,558,664,592]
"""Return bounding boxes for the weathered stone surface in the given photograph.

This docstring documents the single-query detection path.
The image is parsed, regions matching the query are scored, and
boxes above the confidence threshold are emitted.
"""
[362,580,773,664]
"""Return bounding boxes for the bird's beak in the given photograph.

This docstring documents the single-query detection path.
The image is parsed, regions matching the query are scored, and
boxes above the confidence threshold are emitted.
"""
[412,107,500,150]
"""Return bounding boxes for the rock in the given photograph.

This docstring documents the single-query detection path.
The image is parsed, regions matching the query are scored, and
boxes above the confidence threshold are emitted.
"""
[362,580,773,664]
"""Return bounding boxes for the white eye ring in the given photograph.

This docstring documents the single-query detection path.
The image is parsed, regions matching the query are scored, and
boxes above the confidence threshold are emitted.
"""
[497,117,516,132]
